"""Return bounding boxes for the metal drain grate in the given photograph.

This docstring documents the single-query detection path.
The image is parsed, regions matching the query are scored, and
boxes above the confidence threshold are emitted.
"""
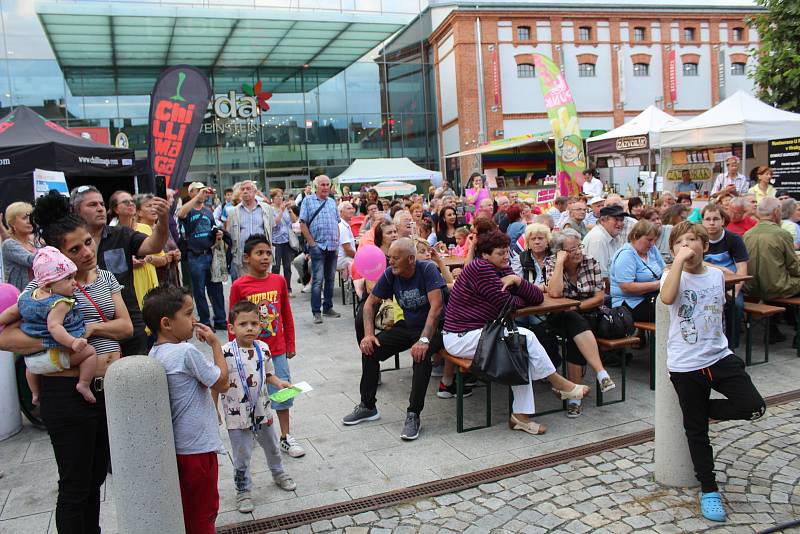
[216,389,800,534]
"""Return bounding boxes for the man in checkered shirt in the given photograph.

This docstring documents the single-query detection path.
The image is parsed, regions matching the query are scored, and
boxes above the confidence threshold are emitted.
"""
[299,175,342,324]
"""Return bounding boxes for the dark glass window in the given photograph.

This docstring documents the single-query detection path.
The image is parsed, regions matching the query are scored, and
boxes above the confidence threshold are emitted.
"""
[633,27,646,41]
[633,63,649,77]
[731,62,746,76]
[517,26,531,41]
[517,64,536,78]
[578,27,592,41]
[578,63,596,77]
[683,62,699,76]
[683,28,696,42]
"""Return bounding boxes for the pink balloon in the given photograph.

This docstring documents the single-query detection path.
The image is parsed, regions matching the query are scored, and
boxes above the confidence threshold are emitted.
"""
[353,245,387,282]
[0,283,20,314]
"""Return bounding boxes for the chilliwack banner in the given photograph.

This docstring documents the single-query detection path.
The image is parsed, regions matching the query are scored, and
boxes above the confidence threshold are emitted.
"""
[147,65,212,190]
[532,54,586,196]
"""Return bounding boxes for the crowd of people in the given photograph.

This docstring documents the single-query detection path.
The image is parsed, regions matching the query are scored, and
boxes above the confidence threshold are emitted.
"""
[0,158,785,529]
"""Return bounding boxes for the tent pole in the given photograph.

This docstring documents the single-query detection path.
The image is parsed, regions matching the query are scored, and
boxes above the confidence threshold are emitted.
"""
[647,148,652,201]
[741,141,747,178]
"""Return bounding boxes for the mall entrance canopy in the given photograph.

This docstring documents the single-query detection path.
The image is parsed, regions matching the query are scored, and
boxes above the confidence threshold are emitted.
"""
[336,157,442,185]
[36,2,409,96]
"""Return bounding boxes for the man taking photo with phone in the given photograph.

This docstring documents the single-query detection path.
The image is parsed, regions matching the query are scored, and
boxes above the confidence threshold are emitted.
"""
[178,181,227,330]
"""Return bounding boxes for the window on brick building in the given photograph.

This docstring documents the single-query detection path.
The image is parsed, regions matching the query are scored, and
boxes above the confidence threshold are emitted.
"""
[633,63,649,77]
[731,62,746,76]
[633,27,646,42]
[731,27,744,41]
[578,63,596,77]
[683,62,699,76]
[517,63,536,78]
[578,26,592,41]
[517,26,531,41]
[683,27,696,42]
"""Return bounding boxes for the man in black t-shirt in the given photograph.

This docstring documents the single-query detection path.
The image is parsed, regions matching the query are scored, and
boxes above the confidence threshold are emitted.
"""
[70,185,171,356]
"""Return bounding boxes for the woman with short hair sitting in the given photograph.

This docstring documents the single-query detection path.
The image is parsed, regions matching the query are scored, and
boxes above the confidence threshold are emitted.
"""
[441,230,589,435]
[610,219,665,323]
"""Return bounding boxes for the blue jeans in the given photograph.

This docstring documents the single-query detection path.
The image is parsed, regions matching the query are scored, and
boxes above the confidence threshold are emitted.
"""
[308,245,337,314]
[188,252,226,327]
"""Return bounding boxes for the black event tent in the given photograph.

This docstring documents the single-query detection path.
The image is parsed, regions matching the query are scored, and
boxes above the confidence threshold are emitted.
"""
[0,106,135,213]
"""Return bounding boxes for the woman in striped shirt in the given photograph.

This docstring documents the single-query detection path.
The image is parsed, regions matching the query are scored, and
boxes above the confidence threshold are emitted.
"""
[441,230,589,435]
[0,191,133,533]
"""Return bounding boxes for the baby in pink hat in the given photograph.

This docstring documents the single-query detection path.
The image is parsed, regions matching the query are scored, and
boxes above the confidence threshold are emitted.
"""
[0,246,97,404]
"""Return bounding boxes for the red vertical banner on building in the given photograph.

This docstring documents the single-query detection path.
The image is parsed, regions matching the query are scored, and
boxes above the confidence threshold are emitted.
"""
[668,49,677,102]
[491,46,500,107]
[147,65,212,190]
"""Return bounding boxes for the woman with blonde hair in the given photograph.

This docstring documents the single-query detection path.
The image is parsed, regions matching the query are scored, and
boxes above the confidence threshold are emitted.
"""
[2,202,39,291]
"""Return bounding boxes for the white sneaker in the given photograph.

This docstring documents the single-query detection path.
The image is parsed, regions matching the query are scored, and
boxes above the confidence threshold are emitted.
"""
[280,434,306,458]
[236,492,254,513]
[301,282,312,293]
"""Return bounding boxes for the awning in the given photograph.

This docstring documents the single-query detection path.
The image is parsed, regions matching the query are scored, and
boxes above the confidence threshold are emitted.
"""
[336,157,442,185]
[36,2,409,96]
[445,133,552,158]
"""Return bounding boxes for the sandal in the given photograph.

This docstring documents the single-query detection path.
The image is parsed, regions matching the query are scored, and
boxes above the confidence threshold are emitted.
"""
[552,384,590,401]
[508,414,547,435]
[700,492,726,522]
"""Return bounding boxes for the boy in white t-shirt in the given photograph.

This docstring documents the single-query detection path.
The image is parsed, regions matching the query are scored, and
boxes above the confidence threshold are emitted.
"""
[660,221,765,523]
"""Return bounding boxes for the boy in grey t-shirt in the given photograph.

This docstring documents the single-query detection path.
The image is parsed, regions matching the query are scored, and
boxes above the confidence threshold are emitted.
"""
[144,285,229,534]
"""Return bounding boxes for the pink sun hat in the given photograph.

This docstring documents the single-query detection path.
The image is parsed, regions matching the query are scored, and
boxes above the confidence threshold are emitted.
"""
[33,246,77,286]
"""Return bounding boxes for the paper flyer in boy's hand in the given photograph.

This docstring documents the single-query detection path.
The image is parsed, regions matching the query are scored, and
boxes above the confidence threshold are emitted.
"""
[269,381,313,403]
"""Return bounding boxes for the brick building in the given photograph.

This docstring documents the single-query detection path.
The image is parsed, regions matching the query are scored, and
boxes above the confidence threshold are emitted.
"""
[413,0,762,185]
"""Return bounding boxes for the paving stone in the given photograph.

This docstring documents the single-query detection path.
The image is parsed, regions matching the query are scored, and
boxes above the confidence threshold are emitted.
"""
[622,515,654,529]
[582,512,610,528]
[415,510,437,521]
[434,494,461,507]
[478,482,503,494]
[676,518,709,531]
[352,511,378,525]
[311,519,333,532]
[332,516,355,528]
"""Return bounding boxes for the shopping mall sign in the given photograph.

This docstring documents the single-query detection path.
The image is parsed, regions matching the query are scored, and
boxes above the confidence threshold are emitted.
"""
[210,80,273,119]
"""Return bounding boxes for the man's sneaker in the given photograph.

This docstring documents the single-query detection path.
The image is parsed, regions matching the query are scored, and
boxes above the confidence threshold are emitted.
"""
[342,403,380,425]
[313,313,323,324]
[437,381,473,399]
[400,412,421,441]
[462,373,479,387]
[273,472,297,492]
[567,403,582,418]
[301,282,312,293]
[599,376,616,393]
[430,363,444,377]
[323,308,341,318]
[280,435,306,458]
[236,492,254,513]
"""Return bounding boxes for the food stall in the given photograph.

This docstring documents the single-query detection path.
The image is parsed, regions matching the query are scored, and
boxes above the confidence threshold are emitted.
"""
[659,91,800,198]
[586,106,683,197]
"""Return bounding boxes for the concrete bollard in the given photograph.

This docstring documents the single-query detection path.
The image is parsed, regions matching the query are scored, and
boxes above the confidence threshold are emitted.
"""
[0,351,22,441]
[654,299,698,487]
[105,355,185,534]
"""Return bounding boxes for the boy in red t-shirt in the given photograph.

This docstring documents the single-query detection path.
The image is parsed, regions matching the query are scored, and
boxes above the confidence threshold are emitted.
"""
[229,234,304,458]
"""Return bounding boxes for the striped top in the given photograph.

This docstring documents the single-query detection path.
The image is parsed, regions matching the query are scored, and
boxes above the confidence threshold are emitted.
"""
[443,258,543,333]
[25,268,122,355]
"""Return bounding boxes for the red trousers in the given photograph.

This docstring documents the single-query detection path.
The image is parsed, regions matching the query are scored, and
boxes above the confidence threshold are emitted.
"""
[176,452,219,534]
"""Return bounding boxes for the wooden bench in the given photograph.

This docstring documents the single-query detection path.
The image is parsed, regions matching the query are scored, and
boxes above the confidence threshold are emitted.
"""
[634,322,656,391]
[743,302,785,366]
[439,350,492,433]
[766,296,800,358]
[595,336,638,406]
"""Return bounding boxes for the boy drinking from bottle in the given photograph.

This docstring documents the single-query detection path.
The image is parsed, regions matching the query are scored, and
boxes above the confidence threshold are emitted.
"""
[660,221,765,522]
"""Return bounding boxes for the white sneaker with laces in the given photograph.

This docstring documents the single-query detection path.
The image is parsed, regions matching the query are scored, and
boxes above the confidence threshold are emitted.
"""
[280,434,306,458]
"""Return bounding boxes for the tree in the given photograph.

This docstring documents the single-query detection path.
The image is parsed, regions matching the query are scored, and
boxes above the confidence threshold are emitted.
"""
[749,0,800,112]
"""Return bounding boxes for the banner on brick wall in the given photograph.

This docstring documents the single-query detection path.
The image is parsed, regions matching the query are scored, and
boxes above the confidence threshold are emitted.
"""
[532,54,586,197]
[147,65,212,190]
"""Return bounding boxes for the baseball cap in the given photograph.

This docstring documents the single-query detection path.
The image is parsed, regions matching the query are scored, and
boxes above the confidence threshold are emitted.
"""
[188,181,206,192]
[599,205,625,218]
[588,197,605,206]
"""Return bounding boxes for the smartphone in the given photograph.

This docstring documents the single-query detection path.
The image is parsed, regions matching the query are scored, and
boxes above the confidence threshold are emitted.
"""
[155,175,167,199]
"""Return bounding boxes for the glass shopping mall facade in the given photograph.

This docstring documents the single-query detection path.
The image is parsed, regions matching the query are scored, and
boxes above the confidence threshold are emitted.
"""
[0,0,437,192]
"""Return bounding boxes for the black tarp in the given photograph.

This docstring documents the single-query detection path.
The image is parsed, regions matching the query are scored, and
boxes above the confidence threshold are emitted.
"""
[0,106,136,212]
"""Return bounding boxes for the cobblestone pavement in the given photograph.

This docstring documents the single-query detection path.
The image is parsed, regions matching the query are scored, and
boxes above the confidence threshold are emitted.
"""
[272,400,800,534]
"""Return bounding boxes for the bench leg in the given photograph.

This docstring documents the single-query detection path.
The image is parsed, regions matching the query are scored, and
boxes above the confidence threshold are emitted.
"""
[649,332,655,391]
[598,348,627,407]
[763,317,770,365]
[486,381,492,429]
[456,368,464,433]
[394,353,400,370]
[745,314,753,366]
[794,306,800,358]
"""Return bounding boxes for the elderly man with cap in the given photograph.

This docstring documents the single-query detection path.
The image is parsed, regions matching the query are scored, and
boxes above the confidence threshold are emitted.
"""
[585,196,605,228]
[582,204,626,278]
[177,181,227,330]
[70,184,172,355]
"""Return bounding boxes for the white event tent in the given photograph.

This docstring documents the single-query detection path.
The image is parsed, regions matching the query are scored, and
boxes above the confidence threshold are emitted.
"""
[660,90,800,148]
[335,157,442,185]
[586,105,684,154]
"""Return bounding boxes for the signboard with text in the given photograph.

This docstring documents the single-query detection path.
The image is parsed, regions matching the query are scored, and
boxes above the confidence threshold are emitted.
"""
[769,136,800,199]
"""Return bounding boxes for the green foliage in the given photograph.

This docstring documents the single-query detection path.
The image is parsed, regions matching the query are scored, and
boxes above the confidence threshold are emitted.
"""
[749,0,800,112]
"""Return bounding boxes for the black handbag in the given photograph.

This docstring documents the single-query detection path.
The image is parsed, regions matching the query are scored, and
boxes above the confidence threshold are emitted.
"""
[471,299,530,386]
[595,305,635,339]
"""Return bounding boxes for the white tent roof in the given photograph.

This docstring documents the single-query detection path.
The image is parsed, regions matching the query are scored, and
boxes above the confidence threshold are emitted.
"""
[660,90,800,148]
[335,157,442,185]
[586,105,683,153]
